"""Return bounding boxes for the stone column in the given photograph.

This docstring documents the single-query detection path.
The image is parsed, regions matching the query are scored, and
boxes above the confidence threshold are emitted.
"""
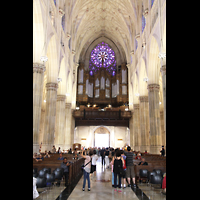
[42,82,58,152]
[147,84,161,154]
[55,95,66,151]
[133,104,140,151]
[139,96,150,152]
[65,103,72,150]
[160,65,166,134]
[33,63,46,153]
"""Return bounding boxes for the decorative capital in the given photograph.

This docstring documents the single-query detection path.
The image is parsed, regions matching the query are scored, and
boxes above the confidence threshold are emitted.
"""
[33,63,46,73]
[134,104,139,110]
[46,82,58,91]
[57,95,66,101]
[143,8,149,18]
[158,53,166,59]
[65,103,71,109]
[72,50,76,55]
[139,96,148,102]
[135,33,140,41]
[66,33,71,40]
[126,63,131,68]
[130,50,134,55]
[59,8,65,17]
[147,84,160,92]
[160,65,166,76]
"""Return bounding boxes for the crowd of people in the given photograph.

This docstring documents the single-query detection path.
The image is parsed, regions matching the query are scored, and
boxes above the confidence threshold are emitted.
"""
[33,145,166,194]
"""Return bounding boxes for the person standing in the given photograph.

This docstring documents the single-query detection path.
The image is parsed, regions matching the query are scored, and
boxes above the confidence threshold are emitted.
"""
[100,147,106,166]
[113,150,123,192]
[160,146,165,156]
[60,157,71,186]
[91,149,98,180]
[124,146,136,187]
[80,150,93,191]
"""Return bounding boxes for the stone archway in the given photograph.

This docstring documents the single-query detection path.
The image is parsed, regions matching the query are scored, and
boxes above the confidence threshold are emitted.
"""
[94,126,110,148]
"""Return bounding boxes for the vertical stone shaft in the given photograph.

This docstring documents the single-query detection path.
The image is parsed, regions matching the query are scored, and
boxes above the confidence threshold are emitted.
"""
[133,104,140,151]
[42,82,58,151]
[55,95,66,150]
[139,96,150,152]
[147,84,161,154]
[33,63,45,153]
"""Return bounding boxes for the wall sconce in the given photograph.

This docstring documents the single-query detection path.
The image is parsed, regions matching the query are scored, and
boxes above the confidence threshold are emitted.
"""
[81,138,87,140]
[135,93,140,97]
[118,139,123,141]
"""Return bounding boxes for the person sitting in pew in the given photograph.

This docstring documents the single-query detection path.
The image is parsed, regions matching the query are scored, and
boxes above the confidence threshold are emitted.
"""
[138,158,148,165]
[73,154,79,160]
[60,157,72,186]
[57,153,64,160]
[135,153,142,159]
[35,154,44,162]
[44,150,50,158]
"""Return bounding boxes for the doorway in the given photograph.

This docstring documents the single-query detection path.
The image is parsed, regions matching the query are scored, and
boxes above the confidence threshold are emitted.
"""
[95,133,109,148]
[94,126,110,148]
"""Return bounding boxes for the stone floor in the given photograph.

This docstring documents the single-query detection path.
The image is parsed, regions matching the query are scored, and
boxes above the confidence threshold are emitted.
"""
[35,157,166,200]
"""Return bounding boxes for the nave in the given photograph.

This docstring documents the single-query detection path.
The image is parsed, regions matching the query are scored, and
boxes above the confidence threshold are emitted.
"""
[36,157,166,200]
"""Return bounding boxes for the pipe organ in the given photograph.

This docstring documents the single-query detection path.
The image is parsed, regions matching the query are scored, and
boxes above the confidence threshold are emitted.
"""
[77,62,128,107]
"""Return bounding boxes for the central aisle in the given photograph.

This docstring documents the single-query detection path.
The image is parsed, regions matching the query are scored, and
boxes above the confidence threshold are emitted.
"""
[68,156,139,200]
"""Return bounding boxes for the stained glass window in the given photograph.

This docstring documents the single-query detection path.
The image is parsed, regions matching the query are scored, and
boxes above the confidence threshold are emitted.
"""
[151,0,155,8]
[89,42,116,76]
[142,15,146,33]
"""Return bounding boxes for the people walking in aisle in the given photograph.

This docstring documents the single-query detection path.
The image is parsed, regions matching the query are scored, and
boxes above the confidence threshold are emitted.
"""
[80,150,93,191]
[121,150,127,188]
[124,146,136,187]
[100,147,106,166]
[105,148,110,168]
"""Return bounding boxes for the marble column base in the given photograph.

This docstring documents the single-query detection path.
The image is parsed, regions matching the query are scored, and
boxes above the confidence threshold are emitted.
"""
[140,145,150,153]
[41,143,53,152]
[150,145,162,154]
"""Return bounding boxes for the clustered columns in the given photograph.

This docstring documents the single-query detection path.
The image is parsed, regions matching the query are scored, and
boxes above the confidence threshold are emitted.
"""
[139,96,150,152]
[65,103,72,150]
[55,95,66,150]
[147,84,161,154]
[42,82,58,152]
[133,104,140,151]
[33,63,46,153]
[160,65,166,134]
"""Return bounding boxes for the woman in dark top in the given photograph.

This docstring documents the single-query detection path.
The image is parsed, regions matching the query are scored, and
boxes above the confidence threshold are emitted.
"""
[113,150,124,192]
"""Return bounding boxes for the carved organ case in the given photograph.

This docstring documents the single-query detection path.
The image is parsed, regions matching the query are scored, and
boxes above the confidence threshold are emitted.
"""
[77,42,128,107]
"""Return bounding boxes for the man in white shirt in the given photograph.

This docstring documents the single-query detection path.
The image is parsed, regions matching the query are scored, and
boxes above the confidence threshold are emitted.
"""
[91,150,98,180]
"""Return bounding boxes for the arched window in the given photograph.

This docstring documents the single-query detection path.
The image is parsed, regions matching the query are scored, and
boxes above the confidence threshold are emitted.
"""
[89,42,116,76]
[62,14,65,31]
[151,0,155,7]
[142,15,146,33]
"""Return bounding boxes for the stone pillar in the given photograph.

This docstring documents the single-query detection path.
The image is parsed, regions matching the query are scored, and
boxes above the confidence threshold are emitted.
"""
[139,96,150,152]
[133,104,140,151]
[160,65,166,134]
[55,95,66,151]
[129,113,134,148]
[65,103,72,150]
[33,63,46,153]
[42,82,58,152]
[147,84,161,154]
[160,110,165,147]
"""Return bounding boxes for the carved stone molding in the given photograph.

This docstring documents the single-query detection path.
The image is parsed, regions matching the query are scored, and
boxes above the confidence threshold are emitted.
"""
[143,8,149,18]
[46,82,58,91]
[139,96,148,102]
[57,95,66,101]
[135,33,140,41]
[65,103,71,109]
[33,63,46,74]
[134,104,139,110]
[160,65,166,76]
[147,84,160,92]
